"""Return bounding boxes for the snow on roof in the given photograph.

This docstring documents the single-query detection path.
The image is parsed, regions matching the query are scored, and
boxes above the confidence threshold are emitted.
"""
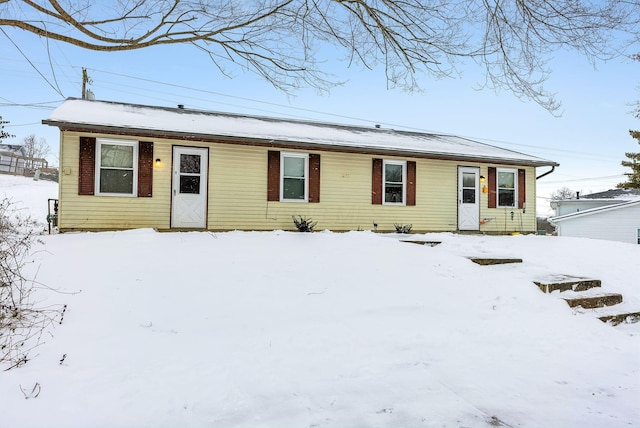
[550,199,640,223]
[581,188,640,201]
[44,98,558,166]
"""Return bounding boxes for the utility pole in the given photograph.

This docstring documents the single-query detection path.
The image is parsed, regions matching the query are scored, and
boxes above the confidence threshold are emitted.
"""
[81,68,91,99]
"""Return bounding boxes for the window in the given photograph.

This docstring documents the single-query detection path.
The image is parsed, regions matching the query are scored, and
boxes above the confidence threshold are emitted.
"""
[497,168,517,208]
[280,152,308,202]
[383,160,406,205]
[95,138,138,196]
[637,229,640,245]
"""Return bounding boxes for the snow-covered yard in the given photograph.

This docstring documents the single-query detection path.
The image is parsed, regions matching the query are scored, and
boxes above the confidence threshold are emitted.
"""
[1,174,639,428]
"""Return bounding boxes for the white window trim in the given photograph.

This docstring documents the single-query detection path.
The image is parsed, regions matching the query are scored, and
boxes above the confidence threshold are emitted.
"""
[280,152,309,202]
[95,138,139,197]
[496,167,518,208]
[383,160,407,206]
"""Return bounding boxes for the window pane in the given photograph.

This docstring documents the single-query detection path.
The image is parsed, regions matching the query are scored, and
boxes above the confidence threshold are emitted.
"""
[180,176,200,194]
[284,157,304,178]
[283,177,305,199]
[498,172,515,188]
[385,164,403,183]
[100,169,133,193]
[385,183,403,203]
[462,172,476,188]
[463,188,475,203]
[101,144,133,168]
[498,189,515,207]
[180,154,201,174]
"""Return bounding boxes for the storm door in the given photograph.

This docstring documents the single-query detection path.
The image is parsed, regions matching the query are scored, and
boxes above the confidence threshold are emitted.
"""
[171,147,208,228]
[458,167,480,231]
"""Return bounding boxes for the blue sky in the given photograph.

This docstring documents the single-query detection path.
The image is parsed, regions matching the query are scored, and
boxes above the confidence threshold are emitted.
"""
[1,26,639,212]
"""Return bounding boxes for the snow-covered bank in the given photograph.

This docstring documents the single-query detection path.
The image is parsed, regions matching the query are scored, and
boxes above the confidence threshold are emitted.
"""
[1,175,639,428]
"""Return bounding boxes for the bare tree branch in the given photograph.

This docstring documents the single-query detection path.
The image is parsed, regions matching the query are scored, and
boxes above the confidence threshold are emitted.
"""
[1,0,639,111]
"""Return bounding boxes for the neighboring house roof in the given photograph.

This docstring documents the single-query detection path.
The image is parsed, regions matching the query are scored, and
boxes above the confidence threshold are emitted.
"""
[580,188,640,200]
[0,144,25,156]
[549,200,640,223]
[43,98,558,167]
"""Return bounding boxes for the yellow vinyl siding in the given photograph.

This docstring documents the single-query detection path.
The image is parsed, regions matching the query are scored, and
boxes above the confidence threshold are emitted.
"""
[58,131,538,233]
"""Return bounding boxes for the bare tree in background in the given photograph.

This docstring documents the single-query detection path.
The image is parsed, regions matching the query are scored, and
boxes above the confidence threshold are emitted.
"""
[1,1,639,112]
[21,134,50,168]
[550,187,576,201]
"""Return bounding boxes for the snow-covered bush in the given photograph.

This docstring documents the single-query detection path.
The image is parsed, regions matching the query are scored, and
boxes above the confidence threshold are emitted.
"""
[0,198,62,370]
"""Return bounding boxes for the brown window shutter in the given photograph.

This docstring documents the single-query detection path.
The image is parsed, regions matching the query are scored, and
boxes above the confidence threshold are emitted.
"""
[372,158,382,204]
[267,151,280,201]
[406,161,416,206]
[488,167,496,208]
[138,141,154,197]
[78,137,96,195]
[309,153,321,203]
[518,169,526,209]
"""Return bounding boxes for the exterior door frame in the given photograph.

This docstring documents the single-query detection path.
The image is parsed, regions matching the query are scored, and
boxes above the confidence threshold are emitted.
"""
[458,166,480,231]
[171,146,209,229]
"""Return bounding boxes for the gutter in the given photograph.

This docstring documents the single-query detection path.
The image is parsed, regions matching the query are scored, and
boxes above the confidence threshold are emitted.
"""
[536,165,556,180]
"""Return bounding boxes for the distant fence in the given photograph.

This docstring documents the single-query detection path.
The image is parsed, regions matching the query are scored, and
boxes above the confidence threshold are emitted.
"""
[0,153,57,182]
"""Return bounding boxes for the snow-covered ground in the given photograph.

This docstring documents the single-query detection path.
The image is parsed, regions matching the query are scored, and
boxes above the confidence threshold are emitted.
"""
[1,174,639,428]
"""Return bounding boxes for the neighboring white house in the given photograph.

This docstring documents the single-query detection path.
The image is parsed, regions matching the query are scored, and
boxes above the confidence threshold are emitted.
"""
[550,188,640,217]
[550,190,640,244]
[0,144,26,174]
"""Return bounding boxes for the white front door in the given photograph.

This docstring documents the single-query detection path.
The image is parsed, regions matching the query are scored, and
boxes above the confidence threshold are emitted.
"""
[458,167,480,231]
[171,147,208,228]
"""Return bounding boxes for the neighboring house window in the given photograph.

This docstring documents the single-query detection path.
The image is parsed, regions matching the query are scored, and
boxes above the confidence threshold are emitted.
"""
[371,159,416,206]
[280,152,308,202]
[497,168,517,208]
[267,150,321,203]
[78,137,153,197]
[383,160,406,205]
[487,167,526,209]
[95,138,139,196]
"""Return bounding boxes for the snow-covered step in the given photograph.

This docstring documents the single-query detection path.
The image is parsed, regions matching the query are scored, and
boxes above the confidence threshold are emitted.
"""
[598,312,640,325]
[563,293,623,309]
[469,257,523,265]
[401,240,442,247]
[533,274,601,293]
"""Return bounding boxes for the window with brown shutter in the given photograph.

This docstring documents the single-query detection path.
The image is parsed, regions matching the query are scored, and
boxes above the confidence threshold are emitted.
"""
[267,151,320,203]
[138,141,154,197]
[78,137,96,195]
[309,153,321,203]
[518,169,526,209]
[267,151,281,201]
[488,167,525,209]
[78,137,153,197]
[406,161,416,206]
[372,158,383,205]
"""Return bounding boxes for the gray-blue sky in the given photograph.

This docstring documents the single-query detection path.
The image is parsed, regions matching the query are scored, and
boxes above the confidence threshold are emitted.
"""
[1,27,638,212]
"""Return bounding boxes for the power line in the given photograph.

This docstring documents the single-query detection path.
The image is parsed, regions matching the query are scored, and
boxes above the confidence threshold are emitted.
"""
[0,28,64,97]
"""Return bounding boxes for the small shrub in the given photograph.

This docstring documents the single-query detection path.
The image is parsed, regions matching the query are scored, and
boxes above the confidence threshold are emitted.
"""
[394,223,413,234]
[1,198,65,371]
[292,215,317,232]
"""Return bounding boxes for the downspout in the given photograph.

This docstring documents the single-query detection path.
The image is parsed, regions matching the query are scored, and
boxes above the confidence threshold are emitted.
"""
[536,165,556,180]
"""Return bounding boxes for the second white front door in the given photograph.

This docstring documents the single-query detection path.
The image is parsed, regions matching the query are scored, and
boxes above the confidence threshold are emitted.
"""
[458,167,480,231]
[171,147,208,228]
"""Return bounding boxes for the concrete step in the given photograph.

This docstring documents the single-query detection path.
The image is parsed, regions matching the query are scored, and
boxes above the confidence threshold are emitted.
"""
[598,312,640,326]
[401,240,441,247]
[533,275,601,293]
[469,257,523,266]
[563,293,623,309]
